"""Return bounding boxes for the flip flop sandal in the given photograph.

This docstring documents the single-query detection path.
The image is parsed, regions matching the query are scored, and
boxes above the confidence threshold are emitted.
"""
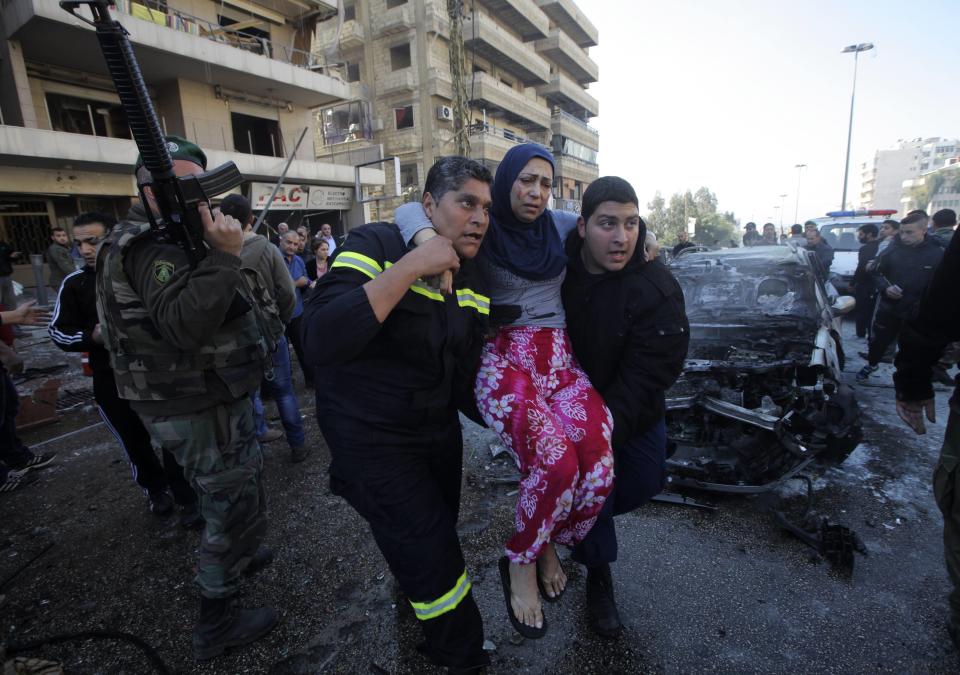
[498,556,547,639]
[536,555,567,603]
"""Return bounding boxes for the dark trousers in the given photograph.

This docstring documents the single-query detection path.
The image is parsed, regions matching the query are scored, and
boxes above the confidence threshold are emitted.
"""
[934,402,960,629]
[868,303,905,367]
[0,369,32,470]
[285,315,312,387]
[854,285,876,339]
[325,419,488,671]
[94,369,196,506]
[572,420,668,568]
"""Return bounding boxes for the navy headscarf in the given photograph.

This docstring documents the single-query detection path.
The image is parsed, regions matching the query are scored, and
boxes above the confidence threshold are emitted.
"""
[483,143,567,281]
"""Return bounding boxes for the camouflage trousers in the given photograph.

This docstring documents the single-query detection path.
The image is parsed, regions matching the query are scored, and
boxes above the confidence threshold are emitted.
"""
[139,396,267,599]
[934,400,960,629]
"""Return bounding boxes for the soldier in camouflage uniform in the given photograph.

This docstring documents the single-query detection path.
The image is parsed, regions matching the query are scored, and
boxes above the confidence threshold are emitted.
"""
[95,137,277,660]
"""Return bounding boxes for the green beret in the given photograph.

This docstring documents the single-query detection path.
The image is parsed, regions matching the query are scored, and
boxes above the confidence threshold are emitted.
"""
[135,135,207,173]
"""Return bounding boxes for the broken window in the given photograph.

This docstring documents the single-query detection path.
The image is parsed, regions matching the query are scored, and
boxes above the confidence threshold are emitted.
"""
[320,100,373,145]
[232,112,284,157]
[45,93,130,139]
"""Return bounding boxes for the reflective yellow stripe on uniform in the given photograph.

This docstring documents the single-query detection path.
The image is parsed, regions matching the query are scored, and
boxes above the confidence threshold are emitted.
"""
[331,251,384,279]
[409,569,471,620]
[456,288,490,315]
[409,280,445,302]
[335,257,471,308]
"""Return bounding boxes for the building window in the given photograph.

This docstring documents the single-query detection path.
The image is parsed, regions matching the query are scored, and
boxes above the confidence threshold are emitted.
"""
[386,0,407,8]
[390,43,411,71]
[346,61,361,82]
[45,93,130,139]
[500,77,514,88]
[399,162,418,187]
[343,2,356,20]
[320,100,373,145]
[232,112,283,157]
[551,135,599,165]
[395,106,414,130]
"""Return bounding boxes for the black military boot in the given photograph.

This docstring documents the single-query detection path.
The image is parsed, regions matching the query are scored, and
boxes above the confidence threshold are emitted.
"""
[585,563,622,637]
[193,595,278,661]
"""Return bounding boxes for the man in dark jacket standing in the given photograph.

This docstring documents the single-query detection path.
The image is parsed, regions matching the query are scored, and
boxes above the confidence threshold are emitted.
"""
[893,223,960,650]
[49,211,200,526]
[853,223,880,339]
[859,212,944,381]
[562,177,690,636]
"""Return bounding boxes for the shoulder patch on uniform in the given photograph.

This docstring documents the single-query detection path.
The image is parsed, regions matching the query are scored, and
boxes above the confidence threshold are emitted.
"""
[153,260,175,284]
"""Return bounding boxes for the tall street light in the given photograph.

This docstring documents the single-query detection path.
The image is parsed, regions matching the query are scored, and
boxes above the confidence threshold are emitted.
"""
[778,194,788,232]
[840,42,873,210]
[794,163,807,223]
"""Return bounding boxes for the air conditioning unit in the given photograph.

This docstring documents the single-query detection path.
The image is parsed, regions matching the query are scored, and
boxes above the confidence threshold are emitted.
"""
[436,105,453,121]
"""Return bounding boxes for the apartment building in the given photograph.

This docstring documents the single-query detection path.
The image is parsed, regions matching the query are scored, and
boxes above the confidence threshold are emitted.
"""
[314,0,599,217]
[900,157,960,216]
[859,136,959,212]
[0,0,384,284]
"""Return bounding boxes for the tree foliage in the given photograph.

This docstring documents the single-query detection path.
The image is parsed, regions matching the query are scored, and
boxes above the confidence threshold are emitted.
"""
[645,187,738,247]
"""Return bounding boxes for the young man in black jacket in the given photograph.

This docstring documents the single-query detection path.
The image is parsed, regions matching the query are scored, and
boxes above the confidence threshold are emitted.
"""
[852,223,880,339]
[49,211,200,527]
[562,177,690,636]
[893,222,960,650]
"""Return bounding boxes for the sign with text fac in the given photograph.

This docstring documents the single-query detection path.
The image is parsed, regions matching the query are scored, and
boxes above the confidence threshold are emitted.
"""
[251,183,354,211]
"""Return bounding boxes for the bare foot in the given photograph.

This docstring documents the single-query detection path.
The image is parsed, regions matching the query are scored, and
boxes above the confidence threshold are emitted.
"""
[537,542,567,599]
[508,561,544,629]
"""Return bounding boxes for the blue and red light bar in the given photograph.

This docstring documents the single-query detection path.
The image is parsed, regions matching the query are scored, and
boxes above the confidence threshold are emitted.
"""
[825,209,898,217]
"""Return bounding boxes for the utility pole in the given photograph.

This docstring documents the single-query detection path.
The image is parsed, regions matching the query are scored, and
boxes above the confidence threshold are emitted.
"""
[840,42,873,210]
[793,163,806,224]
[447,0,470,156]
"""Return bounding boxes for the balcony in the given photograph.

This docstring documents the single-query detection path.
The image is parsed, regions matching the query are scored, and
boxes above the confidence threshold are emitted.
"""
[468,122,534,164]
[2,0,349,108]
[464,11,550,85]
[470,72,551,131]
[551,110,598,150]
[554,153,598,184]
[535,0,598,47]
[316,17,365,52]
[422,0,450,36]
[534,28,598,84]
[479,0,548,40]
[0,126,385,187]
[379,69,416,96]
[537,72,598,118]
[372,3,415,37]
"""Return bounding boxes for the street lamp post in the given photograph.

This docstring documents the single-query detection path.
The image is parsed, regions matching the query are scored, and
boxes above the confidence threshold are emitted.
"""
[778,194,787,233]
[794,163,806,223]
[840,42,873,211]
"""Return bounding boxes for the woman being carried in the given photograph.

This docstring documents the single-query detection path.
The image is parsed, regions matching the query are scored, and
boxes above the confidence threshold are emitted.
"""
[399,143,614,638]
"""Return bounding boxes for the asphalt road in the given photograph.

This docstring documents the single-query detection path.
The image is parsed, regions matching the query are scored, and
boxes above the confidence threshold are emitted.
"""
[2,321,958,674]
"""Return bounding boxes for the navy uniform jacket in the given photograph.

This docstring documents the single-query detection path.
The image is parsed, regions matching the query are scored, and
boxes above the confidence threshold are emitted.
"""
[302,222,490,443]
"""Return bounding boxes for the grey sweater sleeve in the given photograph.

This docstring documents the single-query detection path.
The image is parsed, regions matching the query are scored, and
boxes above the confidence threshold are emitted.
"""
[552,210,579,239]
[395,202,435,245]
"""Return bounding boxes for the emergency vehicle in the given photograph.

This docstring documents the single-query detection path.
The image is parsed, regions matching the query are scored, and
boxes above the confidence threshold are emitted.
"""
[803,209,898,294]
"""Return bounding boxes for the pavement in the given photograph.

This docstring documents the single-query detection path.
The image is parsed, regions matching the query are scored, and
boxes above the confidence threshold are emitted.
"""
[1,319,959,673]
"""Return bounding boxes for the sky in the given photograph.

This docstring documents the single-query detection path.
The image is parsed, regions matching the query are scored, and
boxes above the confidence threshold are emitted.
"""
[580,0,960,228]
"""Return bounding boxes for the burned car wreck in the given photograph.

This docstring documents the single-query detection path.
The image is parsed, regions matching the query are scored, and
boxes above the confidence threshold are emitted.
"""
[665,245,862,493]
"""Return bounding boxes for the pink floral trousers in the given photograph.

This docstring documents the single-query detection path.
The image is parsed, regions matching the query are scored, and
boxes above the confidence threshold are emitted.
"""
[475,326,615,565]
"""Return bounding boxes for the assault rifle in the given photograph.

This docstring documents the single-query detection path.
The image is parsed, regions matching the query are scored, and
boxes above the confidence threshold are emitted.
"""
[60,0,243,264]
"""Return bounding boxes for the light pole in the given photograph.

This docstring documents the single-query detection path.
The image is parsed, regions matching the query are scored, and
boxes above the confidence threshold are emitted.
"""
[840,42,873,210]
[793,163,806,223]
[778,193,787,233]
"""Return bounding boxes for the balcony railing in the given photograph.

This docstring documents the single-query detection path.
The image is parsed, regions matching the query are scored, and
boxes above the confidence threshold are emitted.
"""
[112,0,331,71]
[552,109,598,135]
[468,121,534,146]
